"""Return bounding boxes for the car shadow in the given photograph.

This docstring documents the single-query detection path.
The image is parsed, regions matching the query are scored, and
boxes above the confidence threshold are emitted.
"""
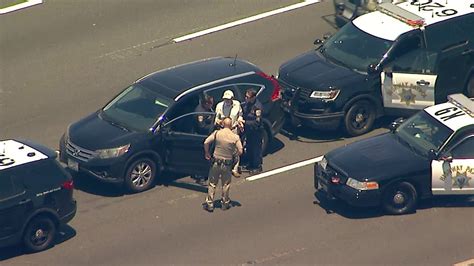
[313,191,385,219]
[419,195,474,209]
[71,171,126,197]
[265,137,285,155]
[0,224,76,261]
[280,115,398,143]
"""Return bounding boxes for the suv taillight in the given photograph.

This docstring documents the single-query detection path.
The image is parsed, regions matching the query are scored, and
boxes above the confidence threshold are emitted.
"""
[257,72,281,102]
[62,180,74,190]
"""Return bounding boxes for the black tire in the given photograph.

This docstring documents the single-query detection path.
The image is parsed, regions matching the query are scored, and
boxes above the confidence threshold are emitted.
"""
[382,182,418,215]
[23,216,56,253]
[466,74,474,98]
[124,158,156,193]
[344,100,376,137]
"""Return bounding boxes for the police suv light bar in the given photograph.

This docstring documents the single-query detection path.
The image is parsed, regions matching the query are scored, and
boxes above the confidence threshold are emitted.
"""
[378,2,425,27]
[448,94,474,118]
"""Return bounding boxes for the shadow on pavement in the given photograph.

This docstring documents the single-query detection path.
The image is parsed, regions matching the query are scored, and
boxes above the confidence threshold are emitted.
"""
[0,225,76,261]
[72,171,125,197]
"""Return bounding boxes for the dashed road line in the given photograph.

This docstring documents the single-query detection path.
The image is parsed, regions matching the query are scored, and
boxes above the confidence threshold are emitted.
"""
[246,156,323,181]
[0,0,42,14]
[173,0,320,43]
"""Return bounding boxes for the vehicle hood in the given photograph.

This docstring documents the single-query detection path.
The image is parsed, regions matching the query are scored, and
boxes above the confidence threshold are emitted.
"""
[325,133,429,181]
[278,50,365,89]
[68,112,143,150]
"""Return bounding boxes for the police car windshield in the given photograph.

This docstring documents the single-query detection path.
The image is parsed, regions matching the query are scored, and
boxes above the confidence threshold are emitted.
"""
[321,22,393,72]
[396,111,453,156]
[102,84,171,132]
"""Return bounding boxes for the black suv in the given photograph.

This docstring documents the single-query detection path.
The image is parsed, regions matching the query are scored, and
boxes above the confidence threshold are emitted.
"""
[0,139,76,252]
[59,57,285,193]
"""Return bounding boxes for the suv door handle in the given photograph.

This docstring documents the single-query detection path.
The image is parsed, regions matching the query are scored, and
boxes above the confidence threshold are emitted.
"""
[416,80,430,86]
[19,199,31,205]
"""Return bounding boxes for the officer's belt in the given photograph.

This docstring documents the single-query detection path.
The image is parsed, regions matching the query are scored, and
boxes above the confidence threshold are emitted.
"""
[212,158,233,166]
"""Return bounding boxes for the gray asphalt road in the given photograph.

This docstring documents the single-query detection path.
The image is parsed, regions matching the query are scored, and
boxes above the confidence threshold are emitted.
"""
[1,1,473,265]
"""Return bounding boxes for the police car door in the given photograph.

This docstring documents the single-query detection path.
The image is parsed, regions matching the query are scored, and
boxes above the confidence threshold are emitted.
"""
[0,170,29,240]
[432,136,474,195]
[382,34,437,110]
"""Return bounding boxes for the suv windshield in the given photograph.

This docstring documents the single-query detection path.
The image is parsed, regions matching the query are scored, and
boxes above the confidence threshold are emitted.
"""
[322,21,393,72]
[102,84,172,132]
[396,111,453,156]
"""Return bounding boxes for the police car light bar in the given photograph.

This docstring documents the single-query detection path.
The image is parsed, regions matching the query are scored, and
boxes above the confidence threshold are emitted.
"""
[448,94,474,118]
[378,2,425,27]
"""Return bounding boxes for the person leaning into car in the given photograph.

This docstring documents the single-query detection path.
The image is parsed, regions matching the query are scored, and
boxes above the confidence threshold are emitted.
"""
[203,117,243,212]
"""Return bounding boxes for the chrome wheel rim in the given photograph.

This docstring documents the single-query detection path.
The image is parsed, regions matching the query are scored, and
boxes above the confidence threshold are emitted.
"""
[130,162,153,188]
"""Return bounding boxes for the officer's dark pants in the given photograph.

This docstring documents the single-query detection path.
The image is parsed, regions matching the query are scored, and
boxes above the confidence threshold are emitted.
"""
[246,130,263,169]
[206,160,233,207]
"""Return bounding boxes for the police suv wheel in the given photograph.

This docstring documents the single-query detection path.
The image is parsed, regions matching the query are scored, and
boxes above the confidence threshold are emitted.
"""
[466,75,474,98]
[124,158,156,193]
[344,100,375,136]
[382,182,418,215]
[23,216,56,253]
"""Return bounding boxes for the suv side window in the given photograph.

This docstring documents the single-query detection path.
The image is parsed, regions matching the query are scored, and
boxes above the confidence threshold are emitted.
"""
[21,160,67,193]
[165,112,216,136]
[165,93,200,122]
[450,137,474,159]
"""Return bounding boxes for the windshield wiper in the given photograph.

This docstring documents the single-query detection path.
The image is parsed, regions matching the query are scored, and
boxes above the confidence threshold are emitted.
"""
[99,111,130,132]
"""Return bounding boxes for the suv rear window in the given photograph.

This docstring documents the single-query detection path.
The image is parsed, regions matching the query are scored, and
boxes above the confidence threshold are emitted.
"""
[18,160,70,193]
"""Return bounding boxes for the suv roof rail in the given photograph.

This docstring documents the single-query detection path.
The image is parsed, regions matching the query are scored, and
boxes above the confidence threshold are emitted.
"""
[378,2,425,27]
[448,94,474,118]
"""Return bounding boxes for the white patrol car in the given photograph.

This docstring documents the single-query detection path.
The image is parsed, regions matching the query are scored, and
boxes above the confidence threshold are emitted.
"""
[0,139,76,252]
[314,94,474,215]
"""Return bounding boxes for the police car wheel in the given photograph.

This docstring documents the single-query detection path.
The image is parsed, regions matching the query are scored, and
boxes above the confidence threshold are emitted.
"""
[23,216,56,253]
[466,75,474,98]
[382,182,417,215]
[344,100,375,137]
[124,158,156,193]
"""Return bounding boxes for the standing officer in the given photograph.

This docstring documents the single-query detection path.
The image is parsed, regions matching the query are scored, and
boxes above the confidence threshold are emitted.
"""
[203,117,243,212]
[242,88,264,174]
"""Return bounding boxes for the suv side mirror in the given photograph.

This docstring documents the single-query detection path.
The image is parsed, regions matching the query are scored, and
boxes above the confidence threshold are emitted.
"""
[314,38,324,45]
[389,117,405,132]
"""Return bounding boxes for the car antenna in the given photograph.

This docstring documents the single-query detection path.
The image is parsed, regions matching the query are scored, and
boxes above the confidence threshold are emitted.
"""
[230,54,237,67]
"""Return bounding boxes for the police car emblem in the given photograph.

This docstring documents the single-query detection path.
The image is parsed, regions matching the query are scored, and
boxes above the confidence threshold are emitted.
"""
[398,89,417,106]
[453,170,471,189]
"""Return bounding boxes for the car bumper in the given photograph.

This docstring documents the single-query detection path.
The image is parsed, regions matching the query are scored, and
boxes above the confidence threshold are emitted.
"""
[60,200,77,224]
[282,102,344,129]
[59,137,126,183]
[314,163,380,207]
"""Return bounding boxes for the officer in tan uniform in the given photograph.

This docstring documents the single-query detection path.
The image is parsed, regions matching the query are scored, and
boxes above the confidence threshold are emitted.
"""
[203,117,243,212]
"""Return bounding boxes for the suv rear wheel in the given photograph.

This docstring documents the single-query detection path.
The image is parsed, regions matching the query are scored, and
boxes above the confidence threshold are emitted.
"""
[344,100,375,136]
[124,158,156,193]
[23,216,56,252]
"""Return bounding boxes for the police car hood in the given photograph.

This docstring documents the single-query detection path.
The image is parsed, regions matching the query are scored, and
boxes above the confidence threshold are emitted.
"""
[69,112,142,150]
[278,50,364,89]
[325,133,429,181]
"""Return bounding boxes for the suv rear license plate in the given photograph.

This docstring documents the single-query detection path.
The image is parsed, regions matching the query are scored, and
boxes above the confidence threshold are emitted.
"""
[68,159,79,171]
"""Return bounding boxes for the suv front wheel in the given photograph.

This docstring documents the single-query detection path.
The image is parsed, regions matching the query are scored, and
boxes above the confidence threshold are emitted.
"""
[344,100,375,136]
[124,158,156,193]
[23,215,57,252]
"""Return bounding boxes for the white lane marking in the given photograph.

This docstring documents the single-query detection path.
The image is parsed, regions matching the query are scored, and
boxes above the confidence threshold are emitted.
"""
[173,0,320,43]
[246,156,323,181]
[0,0,42,14]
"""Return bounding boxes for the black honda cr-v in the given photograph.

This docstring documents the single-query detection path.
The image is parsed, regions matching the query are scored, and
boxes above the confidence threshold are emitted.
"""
[59,57,285,193]
[0,139,76,252]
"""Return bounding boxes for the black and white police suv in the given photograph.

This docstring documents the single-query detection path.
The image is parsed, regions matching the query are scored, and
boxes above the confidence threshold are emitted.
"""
[0,139,76,252]
[279,0,474,136]
[314,94,474,215]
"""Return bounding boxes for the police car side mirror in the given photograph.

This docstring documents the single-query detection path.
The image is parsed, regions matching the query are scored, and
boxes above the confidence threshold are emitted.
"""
[389,117,405,132]
[367,64,379,75]
[428,149,438,161]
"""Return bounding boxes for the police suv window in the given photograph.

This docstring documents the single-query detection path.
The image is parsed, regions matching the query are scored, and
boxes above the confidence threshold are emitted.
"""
[389,35,437,74]
[450,137,474,159]
[0,171,24,200]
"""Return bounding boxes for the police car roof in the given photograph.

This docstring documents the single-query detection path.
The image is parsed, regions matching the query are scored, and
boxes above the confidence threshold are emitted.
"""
[353,1,474,41]
[0,139,55,171]
[424,95,474,131]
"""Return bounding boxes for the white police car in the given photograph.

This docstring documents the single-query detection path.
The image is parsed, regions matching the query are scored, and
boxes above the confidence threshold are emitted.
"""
[0,139,76,252]
[315,94,474,215]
